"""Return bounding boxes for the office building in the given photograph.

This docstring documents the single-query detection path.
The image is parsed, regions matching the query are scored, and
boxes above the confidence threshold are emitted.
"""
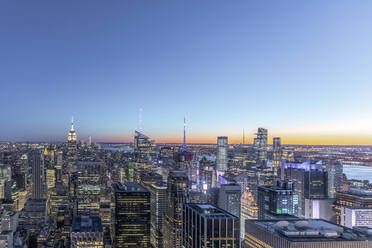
[258,181,298,220]
[163,170,189,248]
[75,161,101,216]
[325,160,343,198]
[340,207,372,228]
[31,151,45,200]
[18,199,47,232]
[336,188,372,227]
[253,128,268,167]
[71,216,103,248]
[113,182,151,248]
[272,137,282,176]
[46,168,56,190]
[244,219,372,248]
[183,204,240,248]
[216,136,228,175]
[218,183,241,218]
[304,198,336,222]
[0,164,11,200]
[49,184,69,228]
[149,182,167,248]
[134,131,155,164]
[281,161,328,217]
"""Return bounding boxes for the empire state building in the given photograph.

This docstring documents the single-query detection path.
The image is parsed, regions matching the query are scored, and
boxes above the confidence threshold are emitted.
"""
[67,116,77,172]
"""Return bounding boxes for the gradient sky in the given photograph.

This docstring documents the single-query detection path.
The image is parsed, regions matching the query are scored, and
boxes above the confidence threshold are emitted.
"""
[1,1,372,145]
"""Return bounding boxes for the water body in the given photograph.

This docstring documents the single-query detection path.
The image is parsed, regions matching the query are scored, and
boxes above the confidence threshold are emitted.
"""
[343,164,372,182]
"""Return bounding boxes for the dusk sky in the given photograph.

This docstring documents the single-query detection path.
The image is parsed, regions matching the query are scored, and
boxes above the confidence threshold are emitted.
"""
[1,1,372,145]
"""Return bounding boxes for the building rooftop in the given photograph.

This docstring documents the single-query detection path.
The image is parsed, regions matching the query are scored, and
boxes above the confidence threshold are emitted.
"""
[71,216,103,233]
[186,203,238,219]
[340,188,372,197]
[250,219,372,242]
[112,182,148,193]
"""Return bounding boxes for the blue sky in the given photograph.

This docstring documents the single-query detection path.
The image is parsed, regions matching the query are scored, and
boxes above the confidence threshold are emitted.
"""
[1,1,372,144]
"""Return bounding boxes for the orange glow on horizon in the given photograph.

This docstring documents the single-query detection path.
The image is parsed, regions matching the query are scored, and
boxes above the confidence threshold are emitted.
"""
[93,133,372,146]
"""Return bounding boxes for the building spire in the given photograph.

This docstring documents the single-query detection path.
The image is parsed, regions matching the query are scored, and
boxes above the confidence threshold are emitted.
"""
[243,128,245,145]
[71,115,74,131]
[182,117,187,151]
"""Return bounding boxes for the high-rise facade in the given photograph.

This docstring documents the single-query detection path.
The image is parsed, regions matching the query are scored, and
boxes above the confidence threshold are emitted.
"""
[325,160,343,198]
[218,183,241,218]
[0,164,11,200]
[113,182,151,248]
[281,161,328,217]
[253,128,268,167]
[335,188,372,227]
[31,151,45,200]
[216,136,228,175]
[163,170,189,248]
[272,137,282,176]
[75,161,101,216]
[149,182,167,248]
[257,180,298,219]
[70,216,103,248]
[134,131,155,164]
[182,204,240,248]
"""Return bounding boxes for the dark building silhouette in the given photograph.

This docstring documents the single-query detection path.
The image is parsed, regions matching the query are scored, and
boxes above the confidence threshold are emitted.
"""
[113,182,150,248]
[183,203,240,248]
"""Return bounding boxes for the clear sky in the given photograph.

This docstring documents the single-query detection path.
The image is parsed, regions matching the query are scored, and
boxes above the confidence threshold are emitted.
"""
[1,0,372,145]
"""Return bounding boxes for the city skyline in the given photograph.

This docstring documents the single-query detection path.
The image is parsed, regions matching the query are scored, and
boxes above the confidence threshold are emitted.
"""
[1,1,372,145]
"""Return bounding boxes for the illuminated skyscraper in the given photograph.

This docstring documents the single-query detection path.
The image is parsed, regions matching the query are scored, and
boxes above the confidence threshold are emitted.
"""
[67,116,77,172]
[75,161,101,216]
[253,128,268,167]
[113,182,151,248]
[0,164,11,200]
[182,117,187,151]
[257,180,298,220]
[134,131,155,164]
[281,161,328,217]
[216,136,228,175]
[163,170,189,248]
[46,169,55,190]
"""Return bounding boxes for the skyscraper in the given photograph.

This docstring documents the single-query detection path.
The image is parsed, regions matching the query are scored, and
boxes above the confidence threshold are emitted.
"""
[182,117,187,151]
[31,150,45,200]
[218,183,241,218]
[253,128,268,167]
[257,180,298,220]
[67,116,77,172]
[113,182,151,248]
[272,137,282,176]
[281,161,328,217]
[134,131,155,164]
[182,204,240,248]
[149,182,167,248]
[163,170,189,248]
[75,161,101,216]
[325,160,343,198]
[216,136,228,175]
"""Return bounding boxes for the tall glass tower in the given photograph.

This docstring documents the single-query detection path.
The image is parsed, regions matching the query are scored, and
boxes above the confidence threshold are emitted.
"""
[216,136,228,175]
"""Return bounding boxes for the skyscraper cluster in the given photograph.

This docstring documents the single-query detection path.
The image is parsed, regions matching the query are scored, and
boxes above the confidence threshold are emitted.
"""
[1,118,372,248]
